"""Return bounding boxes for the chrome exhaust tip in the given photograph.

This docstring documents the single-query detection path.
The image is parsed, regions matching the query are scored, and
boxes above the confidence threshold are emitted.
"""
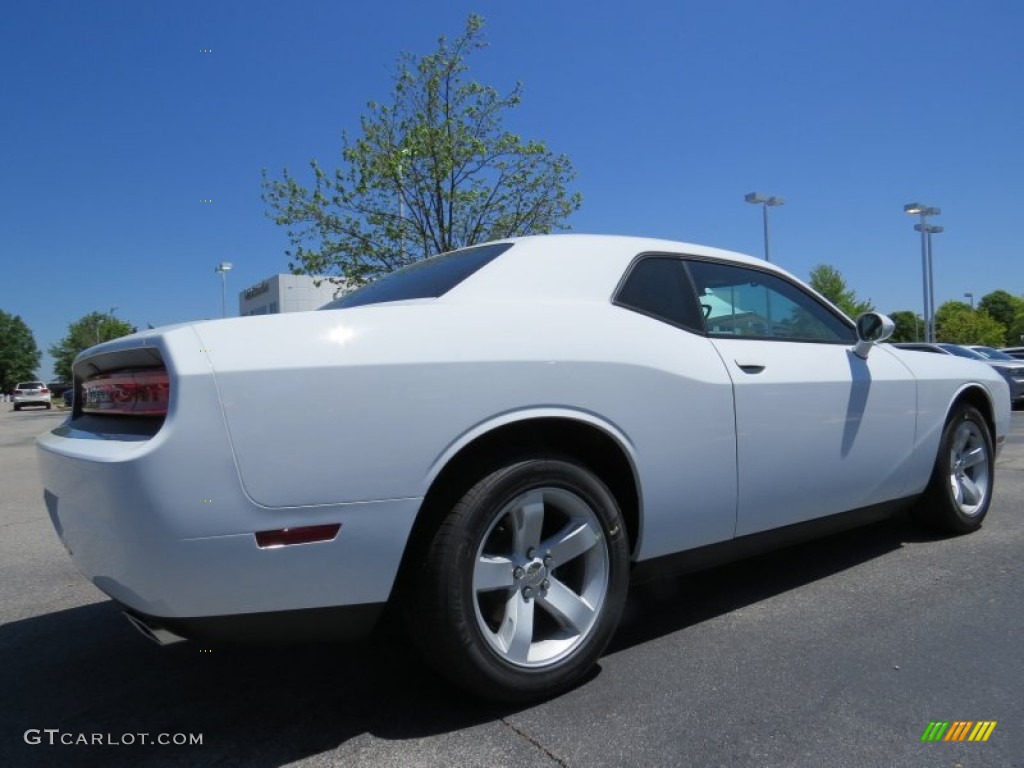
[123,612,187,646]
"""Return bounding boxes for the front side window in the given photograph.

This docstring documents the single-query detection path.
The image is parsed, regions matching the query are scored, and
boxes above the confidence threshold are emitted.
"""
[686,260,855,343]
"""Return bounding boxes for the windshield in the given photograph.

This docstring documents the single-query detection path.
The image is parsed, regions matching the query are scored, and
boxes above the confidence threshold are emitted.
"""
[938,344,987,360]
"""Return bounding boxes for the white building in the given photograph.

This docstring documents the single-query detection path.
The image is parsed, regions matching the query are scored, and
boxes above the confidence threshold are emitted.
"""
[238,274,343,316]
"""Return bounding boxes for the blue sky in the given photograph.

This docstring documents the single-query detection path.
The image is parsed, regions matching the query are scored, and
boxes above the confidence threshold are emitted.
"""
[2,0,1022,379]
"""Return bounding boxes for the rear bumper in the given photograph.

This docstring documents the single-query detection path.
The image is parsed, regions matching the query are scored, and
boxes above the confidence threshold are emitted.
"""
[36,355,420,628]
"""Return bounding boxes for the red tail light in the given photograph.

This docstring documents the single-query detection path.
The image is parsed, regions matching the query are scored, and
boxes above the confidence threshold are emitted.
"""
[40,387,49,393]
[81,368,170,416]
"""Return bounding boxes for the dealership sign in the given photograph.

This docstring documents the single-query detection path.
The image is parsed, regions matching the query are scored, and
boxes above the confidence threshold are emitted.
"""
[244,280,270,300]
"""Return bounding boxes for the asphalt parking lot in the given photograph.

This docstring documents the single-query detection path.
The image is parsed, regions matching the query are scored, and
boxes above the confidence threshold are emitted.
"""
[1,405,1021,768]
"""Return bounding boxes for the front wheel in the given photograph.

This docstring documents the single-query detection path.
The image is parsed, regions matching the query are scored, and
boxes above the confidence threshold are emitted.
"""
[409,458,630,702]
[914,404,994,534]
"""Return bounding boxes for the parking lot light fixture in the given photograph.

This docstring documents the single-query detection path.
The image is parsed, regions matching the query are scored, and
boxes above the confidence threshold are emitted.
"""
[905,203,941,342]
[215,261,233,318]
[915,223,943,341]
[927,225,942,337]
[745,193,784,262]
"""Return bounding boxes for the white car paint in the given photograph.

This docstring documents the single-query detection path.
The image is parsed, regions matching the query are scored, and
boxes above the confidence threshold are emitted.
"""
[709,337,919,536]
[36,234,1010,632]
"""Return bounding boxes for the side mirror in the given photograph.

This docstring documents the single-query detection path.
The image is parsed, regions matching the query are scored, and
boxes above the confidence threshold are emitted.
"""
[853,312,895,359]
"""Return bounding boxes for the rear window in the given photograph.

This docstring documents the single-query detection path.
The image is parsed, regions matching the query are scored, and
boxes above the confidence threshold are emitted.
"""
[18,382,44,388]
[321,242,513,310]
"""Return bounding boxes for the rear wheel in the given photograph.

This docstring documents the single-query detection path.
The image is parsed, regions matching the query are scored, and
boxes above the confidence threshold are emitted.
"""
[409,458,630,702]
[914,404,994,533]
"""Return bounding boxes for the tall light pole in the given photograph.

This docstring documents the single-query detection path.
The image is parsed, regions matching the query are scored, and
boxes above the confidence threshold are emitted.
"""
[963,292,974,309]
[745,193,784,262]
[915,222,943,341]
[91,306,120,346]
[215,261,233,318]
[904,203,940,342]
[397,147,411,258]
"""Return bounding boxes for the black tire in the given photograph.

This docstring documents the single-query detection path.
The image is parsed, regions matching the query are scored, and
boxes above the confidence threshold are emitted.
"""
[913,405,994,534]
[408,458,630,702]
[13,404,19,412]
[45,403,52,410]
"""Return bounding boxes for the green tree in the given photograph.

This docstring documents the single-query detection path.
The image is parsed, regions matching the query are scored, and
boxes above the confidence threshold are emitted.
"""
[977,290,1024,346]
[49,311,135,383]
[0,310,42,393]
[887,310,923,342]
[1007,314,1024,347]
[262,14,582,287]
[807,264,874,319]
[933,301,1006,346]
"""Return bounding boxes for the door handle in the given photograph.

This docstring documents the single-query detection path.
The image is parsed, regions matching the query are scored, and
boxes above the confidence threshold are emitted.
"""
[735,361,766,374]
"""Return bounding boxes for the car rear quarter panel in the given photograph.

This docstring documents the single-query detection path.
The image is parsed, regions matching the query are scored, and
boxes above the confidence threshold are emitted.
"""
[194,302,739,560]
[37,326,419,617]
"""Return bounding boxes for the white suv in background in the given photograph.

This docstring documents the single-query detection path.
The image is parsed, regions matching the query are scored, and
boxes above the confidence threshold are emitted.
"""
[13,381,52,411]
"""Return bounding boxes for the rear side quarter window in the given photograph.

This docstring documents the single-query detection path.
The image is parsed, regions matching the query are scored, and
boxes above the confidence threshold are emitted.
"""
[614,256,703,332]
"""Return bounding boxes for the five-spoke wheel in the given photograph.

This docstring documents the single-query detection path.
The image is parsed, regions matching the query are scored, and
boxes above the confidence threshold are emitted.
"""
[472,487,609,668]
[916,404,994,533]
[409,458,629,702]
[947,418,990,518]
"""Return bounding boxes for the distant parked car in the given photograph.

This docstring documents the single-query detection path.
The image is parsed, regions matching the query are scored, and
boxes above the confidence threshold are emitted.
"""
[998,346,1024,360]
[13,382,51,411]
[895,343,1024,405]
[63,389,74,407]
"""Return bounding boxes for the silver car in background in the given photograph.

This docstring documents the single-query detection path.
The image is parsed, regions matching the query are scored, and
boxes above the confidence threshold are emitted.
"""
[896,343,1024,406]
[13,381,52,411]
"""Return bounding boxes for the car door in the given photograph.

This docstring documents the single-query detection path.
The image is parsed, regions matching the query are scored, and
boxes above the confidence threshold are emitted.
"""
[612,255,739,559]
[686,259,917,537]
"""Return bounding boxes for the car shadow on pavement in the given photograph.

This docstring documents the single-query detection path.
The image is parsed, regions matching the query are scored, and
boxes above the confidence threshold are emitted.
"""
[0,514,944,768]
[0,598,518,767]
[610,513,948,654]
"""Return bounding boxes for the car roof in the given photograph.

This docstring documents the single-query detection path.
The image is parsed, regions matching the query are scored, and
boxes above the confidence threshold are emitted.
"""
[443,234,805,304]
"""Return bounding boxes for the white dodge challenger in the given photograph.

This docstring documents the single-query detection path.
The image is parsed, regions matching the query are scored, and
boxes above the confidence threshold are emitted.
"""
[37,234,1009,701]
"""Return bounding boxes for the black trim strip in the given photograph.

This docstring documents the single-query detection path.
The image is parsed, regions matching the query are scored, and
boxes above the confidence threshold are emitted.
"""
[630,497,916,584]
[121,602,385,644]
